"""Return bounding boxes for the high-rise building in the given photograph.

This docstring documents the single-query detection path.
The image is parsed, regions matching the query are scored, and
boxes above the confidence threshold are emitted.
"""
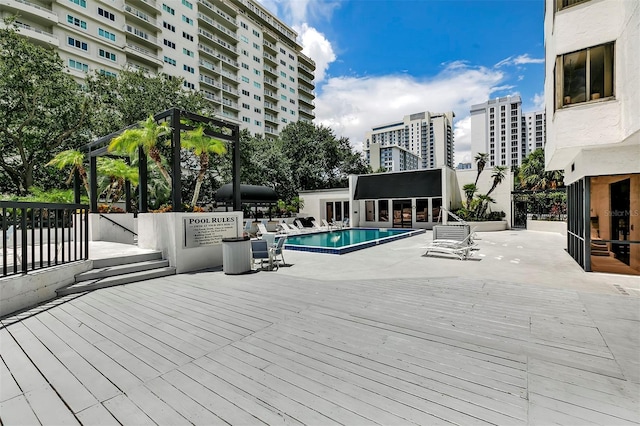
[0,0,316,137]
[470,95,525,168]
[545,0,639,274]
[364,111,454,172]
[523,110,546,153]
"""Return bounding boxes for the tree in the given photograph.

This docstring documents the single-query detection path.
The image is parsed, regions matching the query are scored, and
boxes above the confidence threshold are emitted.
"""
[108,116,172,184]
[46,150,90,195]
[519,149,564,190]
[181,125,227,206]
[0,19,88,195]
[96,157,138,205]
[462,183,477,209]
[486,165,509,196]
[474,152,489,185]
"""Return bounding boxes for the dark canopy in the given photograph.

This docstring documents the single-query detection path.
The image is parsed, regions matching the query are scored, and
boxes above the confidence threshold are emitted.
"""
[354,169,442,200]
[214,184,278,204]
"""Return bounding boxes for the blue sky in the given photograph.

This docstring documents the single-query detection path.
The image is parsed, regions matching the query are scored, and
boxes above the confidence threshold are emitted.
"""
[259,0,546,164]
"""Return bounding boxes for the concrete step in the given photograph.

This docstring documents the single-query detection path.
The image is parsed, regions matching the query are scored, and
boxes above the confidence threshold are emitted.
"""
[92,251,162,269]
[57,267,176,296]
[75,259,170,282]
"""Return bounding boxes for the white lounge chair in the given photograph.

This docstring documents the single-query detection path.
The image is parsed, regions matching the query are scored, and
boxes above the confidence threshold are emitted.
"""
[423,232,476,260]
[322,219,334,230]
[279,223,300,234]
[257,223,270,236]
[312,220,327,231]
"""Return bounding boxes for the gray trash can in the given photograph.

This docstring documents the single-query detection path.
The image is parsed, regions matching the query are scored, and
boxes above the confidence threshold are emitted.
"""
[222,236,251,275]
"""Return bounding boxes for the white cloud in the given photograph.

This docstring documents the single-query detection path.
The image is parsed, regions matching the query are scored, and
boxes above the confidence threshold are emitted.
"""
[314,63,505,165]
[294,23,336,83]
[532,92,545,110]
[495,54,544,68]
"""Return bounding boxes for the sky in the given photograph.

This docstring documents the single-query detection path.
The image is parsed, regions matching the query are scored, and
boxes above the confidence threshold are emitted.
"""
[258,0,546,165]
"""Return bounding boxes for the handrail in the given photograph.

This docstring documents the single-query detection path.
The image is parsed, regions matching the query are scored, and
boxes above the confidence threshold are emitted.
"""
[99,214,137,236]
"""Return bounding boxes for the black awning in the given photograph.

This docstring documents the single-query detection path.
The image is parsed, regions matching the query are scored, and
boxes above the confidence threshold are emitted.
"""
[354,169,442,200]
[214,184,278,204]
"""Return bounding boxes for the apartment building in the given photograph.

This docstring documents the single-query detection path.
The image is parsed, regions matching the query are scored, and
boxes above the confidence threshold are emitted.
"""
[0,0,316,137]
[523,110,546,153]
[545,0,639,275]
[364,111,454,172]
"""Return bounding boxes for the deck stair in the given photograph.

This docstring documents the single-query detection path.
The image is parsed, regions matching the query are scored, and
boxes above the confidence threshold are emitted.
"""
[57,251,175,296]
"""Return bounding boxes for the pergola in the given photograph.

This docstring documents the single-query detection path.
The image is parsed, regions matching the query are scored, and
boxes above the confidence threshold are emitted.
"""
[79,108,241,213]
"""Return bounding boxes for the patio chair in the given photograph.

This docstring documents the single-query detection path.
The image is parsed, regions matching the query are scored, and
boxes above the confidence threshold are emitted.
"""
[312,220,327,231]
[270,235,287,266]
[294,219,306,231]
[322,219,333,230]
[257,223,270,236]
[423,232,476,260]
[251,239,272,270]
[278,223,297,234]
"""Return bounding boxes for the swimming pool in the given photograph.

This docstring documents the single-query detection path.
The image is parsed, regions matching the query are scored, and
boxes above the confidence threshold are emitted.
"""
[284,228,425,255]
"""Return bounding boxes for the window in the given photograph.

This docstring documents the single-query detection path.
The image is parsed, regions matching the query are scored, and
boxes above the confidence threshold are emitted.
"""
[281,106,287,112]
[253,94,261,101]
[183,48,194,57]
[183,81,195,89]
[68,58,89,72]
[163,39,175,49]
[378,200,389,222]
[556,0,590,11]
[182,0,193,9]
[253,55,261,63]
[67,37,88,51]
[67,15,87,29]
[254,120,262,126]
[163,21,175,32]
[280,95,287,101]
[242,103,250,109]
[289,99,296,105]
[162,4,175,14]
[252,29,260,37]
[99,49,117,61]
[556,42,614,109]
[281,118,287,123]
[182,32,193,41]
[288,53,295,60]
[99,69,117,77]
[290,110,295,116]
[241,76,249,83]
[182,15,193,25]
[253,81,261,88]
[241,49,248,56]
[253,42,260,50]
[242,116,250,123]
[280,83,286,89]
[164,56,176,66]
[289,76,295,82]
[69,0,86,8]
[254,69,261,76]
[241,63,249,70]
[365,201,375,221]
[183,65,195,73]
[98,28,116,42]
[289,88,295,94]
[289,65,295,72]
[97,7,115,21]
[240,22,248,30]
[240,35,248,43]
[279,60,286,66]
[241,89,250,96]
[254,107,261,113]
[279,48,286,54]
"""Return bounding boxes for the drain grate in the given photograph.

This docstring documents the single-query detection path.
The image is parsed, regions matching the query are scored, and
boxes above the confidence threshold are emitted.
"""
[613,284,630,296]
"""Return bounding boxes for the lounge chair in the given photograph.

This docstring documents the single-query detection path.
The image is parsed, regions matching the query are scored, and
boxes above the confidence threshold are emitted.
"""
[294,219,306,231]
[257,223,270,236]
[322,219,334,230]
[279,223,300,234]
[423,232,476,260]
[312,220,327,231]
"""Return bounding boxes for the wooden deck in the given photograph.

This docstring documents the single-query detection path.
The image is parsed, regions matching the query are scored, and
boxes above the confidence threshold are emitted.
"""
[1,271,639,425]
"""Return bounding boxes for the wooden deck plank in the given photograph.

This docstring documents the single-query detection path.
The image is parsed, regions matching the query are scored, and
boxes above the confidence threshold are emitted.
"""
[528,392,639,426]
[124,384,192,425]
[0,395,41,426]
[21,316,121,403]
[144,376,228,426]
[24,385,80,425]
[75,403,120,426]
[0,356,22,403]
[0,328,50,394]
[6,322,98,413]
[102,394,155,426]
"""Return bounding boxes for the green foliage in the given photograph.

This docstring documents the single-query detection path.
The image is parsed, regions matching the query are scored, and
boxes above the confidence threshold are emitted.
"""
[1,187,88,204]
[519,148,564,190]
[0,19,89,195]
[181,125,227,205]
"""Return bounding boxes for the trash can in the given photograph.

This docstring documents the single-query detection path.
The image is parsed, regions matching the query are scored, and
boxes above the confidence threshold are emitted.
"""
[222,236,251,275]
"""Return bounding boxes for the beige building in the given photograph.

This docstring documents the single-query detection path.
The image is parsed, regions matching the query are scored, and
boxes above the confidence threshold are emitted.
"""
[0,0,316,137]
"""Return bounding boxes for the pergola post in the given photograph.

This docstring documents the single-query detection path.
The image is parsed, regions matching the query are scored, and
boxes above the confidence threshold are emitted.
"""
[73,169,81,204]
[232,126,241,211]
[138,145,148,213]
[171,108,182,212]
[89,155,98,212]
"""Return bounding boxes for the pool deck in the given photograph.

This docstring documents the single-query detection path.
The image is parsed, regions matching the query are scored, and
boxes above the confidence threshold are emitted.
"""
[1,230,639,425]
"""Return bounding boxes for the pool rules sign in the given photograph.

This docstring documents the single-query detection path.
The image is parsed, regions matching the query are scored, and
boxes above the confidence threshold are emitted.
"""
[183,215,237,248]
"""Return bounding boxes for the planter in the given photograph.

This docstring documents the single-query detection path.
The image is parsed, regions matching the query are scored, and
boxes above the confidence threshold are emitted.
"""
[527,219,567,236]
[465,220,508,232]
[89,213,136,244]
[138,212,243,273]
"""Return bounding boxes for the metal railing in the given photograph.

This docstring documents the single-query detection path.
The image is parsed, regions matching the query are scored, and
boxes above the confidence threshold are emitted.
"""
[2,201,89,277]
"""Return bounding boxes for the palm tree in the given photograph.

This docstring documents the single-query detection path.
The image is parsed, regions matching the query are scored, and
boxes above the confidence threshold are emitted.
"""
[108,116,172,184]
[519,149,564,190]
[474,152,489,185]
[486,165,508,197]
[46,149,89,194]
[462,183,477,209]
[97,157,139,205]
[475,194,496,220]
[181,125,227,206]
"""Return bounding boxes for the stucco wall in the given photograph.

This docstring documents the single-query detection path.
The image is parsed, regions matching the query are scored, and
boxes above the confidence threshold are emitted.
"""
[298,189,350,223]
[455,169,514,227]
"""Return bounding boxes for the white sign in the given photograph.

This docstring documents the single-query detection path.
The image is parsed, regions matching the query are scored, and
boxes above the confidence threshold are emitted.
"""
[183,215,238,248]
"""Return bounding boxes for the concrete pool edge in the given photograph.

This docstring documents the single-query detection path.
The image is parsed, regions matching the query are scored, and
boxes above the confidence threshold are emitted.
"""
[284,228,426,255]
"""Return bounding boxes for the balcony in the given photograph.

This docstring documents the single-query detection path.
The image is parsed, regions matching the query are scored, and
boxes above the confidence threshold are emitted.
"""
[126,0,157,14]
[199,74,221,89]
[123,4,158,30]
[124,43,162,66]
[197,12,236,41]
[263,77,277,89]
[125,61,153,74]
[124,24,157,48]
[298,62,314,77]
[197,0,236,26]
[197,43,238,68]
[221,97,238,111]
[264,89,277,101]
[198,58,217,74]
[12,21,58,47]
[298,85,314,97]
[264,101,277,112]
[263,65,277,77]
[299,106,314,119]
[202,90,222,104]
[299,95,315,108]
[198,28,237,55]
[298,74,314,88]
[219,68,237,82]
[265,125,277,135]
[221,82,238,96]
[262,52,276,65]
[0,0,57,24]
[262,40,277,54]
[265,114,277,124]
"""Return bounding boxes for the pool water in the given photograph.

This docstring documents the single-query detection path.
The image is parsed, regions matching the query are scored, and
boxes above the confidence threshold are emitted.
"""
[284,228,424,255]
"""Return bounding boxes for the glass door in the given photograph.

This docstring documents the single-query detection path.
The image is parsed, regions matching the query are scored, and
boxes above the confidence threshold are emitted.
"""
[392,200,412,228]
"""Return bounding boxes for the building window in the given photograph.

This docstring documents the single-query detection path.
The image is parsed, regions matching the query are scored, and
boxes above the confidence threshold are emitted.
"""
[162,4,175,14]
[252,29,260,37]
[556,0,590,11]
[182,15,193,25]
[183,48,194,57]
[254,107,261,113]
[556,42,614,109]
[240,35,248,43]
[254,69,261,75]
[99,69,117,77]
[68,58,89,72]
[99,49,117,61]
[241,76,249,83]
[182,32,193,41]
[182,0,193,9]
[98,28,116,42]
[253,94,261,100]
[255,120,262,126]
[163,39,175,49]
[253,81,261,88]
[242,103,250,109]
[378,200,389,222]
[183,65,195,73]
[163,56,176,66]
[240,22,248,29]
[241,89,249,96]
[242,116,250,123]
[241,63,249,70]
[253,55,261,63]
[97,7,115,21]
[69,0,86,8]
[163,21,175,32]
[67,37,88,51]
[67,15,87,29]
